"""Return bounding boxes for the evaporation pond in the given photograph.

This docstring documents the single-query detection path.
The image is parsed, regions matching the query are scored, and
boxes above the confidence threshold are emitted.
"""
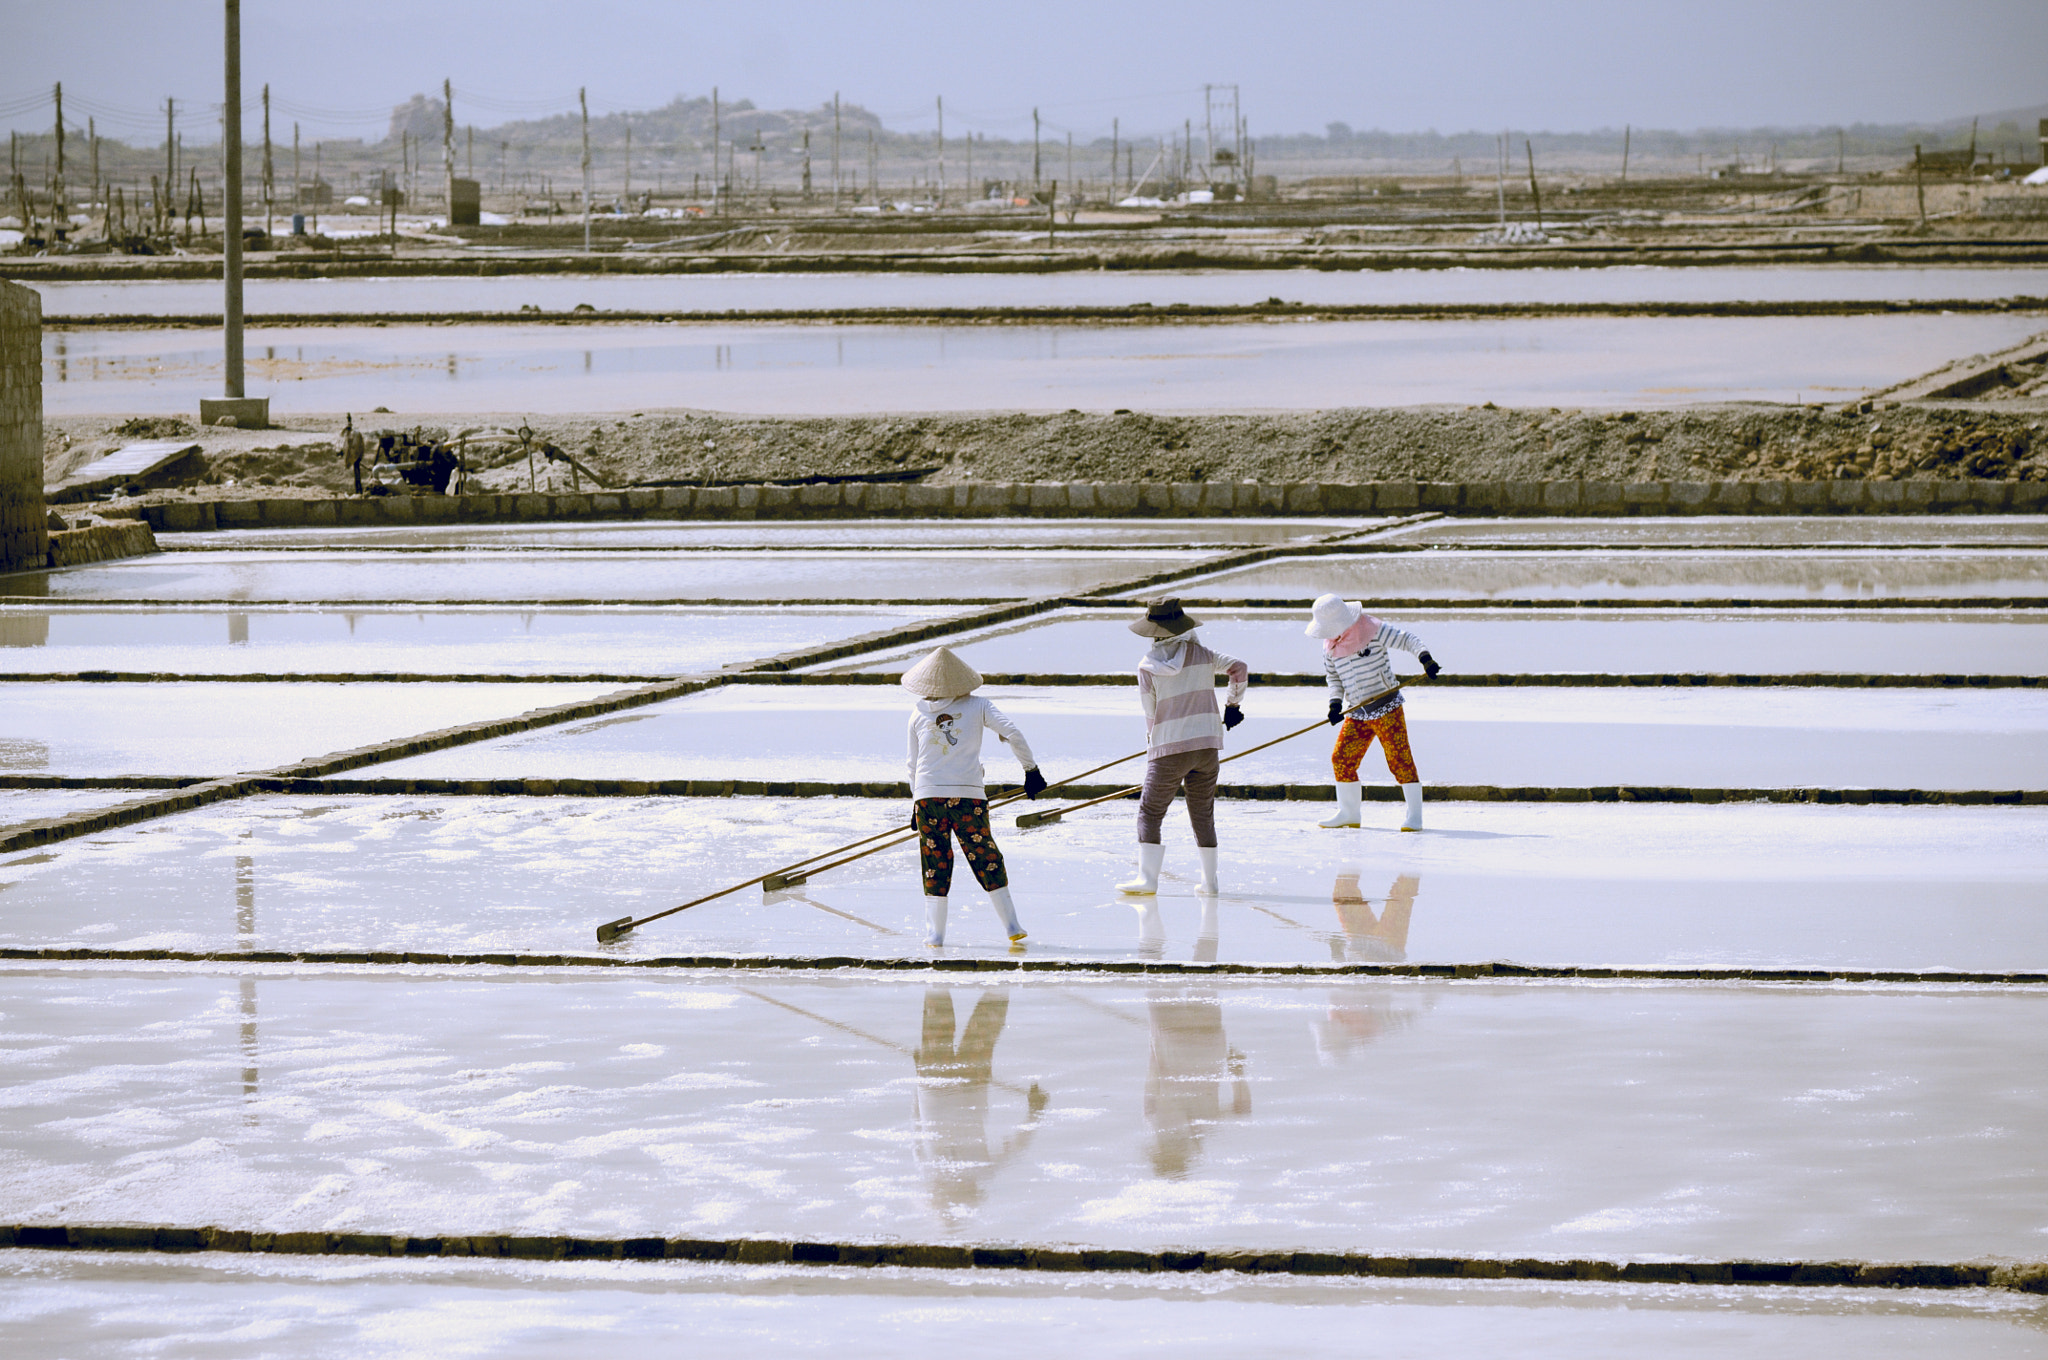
[1162,549,2048,601]
[39,313,2048,414]
[14,550,1203,603]
[0,681,619,777]
[364,683,2048,790]
[2,969,2043,1260]
[0,606,959,676]
[8,794,2043,973]
[822,606,2048,676]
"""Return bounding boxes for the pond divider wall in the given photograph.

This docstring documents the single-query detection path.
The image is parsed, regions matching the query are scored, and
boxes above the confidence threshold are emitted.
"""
[137,477,2048,532]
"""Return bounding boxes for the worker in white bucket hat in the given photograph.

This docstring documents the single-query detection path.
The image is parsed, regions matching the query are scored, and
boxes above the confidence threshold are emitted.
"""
[1304,593,1439,831]
[902,646,1047,947]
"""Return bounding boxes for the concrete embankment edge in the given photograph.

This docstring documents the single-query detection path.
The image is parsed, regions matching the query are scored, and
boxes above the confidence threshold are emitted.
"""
[138,476,2048,531]
[2,1223,2043,1292]
[3,946,2045,986]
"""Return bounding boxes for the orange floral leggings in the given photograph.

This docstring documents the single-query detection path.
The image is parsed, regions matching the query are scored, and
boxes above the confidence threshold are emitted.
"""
[1331,707,1419,785]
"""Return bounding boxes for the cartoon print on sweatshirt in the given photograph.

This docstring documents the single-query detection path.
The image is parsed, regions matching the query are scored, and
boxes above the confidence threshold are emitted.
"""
[935,713,960,748]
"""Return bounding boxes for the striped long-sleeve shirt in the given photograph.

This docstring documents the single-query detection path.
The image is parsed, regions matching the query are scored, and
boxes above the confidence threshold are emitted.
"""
[1324,623,1426,720]
[1138,637,1249,756]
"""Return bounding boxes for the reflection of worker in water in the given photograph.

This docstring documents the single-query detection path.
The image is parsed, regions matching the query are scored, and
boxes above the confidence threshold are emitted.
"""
[1330,870,1419,964]
[913,987,1047,1225]
[1316,870,1434,1063]
[1144,988,1251,1179]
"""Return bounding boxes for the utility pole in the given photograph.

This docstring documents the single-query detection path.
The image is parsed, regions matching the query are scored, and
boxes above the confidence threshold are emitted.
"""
[165,98,175,233]
[466,125,473,179]
[1525,139,1543,231]
[88,116,98,212]
[1203,83,1214,178]
[291,121,299,228]
[1496,131,1506,231]
[624,120,633,205]
[935,96,944,206]
[223,0,245,400]
[711,86,721,215]
[1032,108,1041,187]
[261,84,274,235]
[1837,129,1844,175]
[1621,124,1630,182]
[51,82,64,223]
[867,128,877,204]
[801,128,811,199]
[442,78,455,225]
[1111,117,1119,196]
[312,141,320,233]
[1065,131,1073,212]
[832,92,841,207]
[580,87,592,251]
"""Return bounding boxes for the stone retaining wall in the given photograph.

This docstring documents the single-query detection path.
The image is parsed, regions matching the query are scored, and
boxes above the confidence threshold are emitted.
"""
[3,1221,2043,1292]
[46,519,158,568]
[0,280,41,572]
[140,476,2048,532]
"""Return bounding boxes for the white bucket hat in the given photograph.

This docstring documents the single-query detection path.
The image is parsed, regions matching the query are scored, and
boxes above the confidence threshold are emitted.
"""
[901,646,983,699]
[1304,593,1364,639]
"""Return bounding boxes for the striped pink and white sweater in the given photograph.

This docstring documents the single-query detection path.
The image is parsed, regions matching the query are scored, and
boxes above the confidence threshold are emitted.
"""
[1137,636,1250,757]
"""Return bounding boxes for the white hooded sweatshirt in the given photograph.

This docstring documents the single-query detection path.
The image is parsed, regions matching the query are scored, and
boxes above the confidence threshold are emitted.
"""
[906,694,1039,800]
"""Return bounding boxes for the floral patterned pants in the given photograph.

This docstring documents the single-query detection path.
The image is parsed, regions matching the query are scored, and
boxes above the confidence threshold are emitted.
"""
[914,798,1009,897]
[1331,707,1419,785]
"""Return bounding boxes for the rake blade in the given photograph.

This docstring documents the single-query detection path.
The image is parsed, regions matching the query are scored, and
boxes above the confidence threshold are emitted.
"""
[595,916,636,944]
[1015,809,1064,829]
[762,872,809,892]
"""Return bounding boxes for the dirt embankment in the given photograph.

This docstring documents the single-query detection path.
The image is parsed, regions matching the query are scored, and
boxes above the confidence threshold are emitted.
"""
[43,403,2048,504]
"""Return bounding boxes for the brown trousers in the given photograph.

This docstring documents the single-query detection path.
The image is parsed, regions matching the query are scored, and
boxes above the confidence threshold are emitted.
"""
[1137,748,1219,848]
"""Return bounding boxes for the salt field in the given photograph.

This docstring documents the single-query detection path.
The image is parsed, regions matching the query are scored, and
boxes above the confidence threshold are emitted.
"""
[3,510,2045,1353]
[7,1258,2043,1360]
[38,312,2048,414]
[2,795,2040,970]
[2,969,2045,1261]
[1162,549,2048,601]
[27,265,2048,317]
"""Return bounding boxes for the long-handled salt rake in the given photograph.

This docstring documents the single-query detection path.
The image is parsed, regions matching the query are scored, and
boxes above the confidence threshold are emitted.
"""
[594,747,1153,943]
[1011,695,1392,829]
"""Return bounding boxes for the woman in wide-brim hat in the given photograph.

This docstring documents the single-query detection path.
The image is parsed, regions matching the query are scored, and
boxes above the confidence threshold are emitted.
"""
[1305,592,1440,832]
[902,646,1048,947]
[1117,598,1250,897]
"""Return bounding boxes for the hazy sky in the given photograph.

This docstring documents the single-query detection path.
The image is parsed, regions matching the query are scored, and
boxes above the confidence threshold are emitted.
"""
[6,0,2044,143]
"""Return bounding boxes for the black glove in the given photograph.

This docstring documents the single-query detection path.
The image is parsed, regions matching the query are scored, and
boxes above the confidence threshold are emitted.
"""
[1023,767,1047,799]
[1420,651,1441,679]
[1327,698,1345,726]
[1223,704,1244,730]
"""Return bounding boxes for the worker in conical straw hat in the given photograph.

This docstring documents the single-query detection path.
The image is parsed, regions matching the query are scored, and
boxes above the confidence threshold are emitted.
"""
[902,646,1048,947]
[1305,593,1440,832]
[1117,598,1250,897]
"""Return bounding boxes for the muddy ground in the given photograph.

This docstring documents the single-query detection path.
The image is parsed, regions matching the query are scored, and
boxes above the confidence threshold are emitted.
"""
[42,402,2048,505]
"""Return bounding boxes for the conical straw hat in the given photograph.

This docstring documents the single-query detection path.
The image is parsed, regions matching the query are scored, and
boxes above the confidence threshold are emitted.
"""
[901,646,983,699]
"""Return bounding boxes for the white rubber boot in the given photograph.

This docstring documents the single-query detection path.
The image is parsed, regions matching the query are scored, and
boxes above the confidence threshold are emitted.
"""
[987,885,1026,943]
[1400,783,1424,832]
[1318,783,1363,829]
[1118,843,1165,895]
[1197,847,1220,894]
[923,895,949,947]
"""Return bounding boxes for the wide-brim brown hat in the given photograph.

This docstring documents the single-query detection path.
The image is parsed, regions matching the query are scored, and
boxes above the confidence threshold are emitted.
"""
[1129,597,1202,639]
[901,646,983,699]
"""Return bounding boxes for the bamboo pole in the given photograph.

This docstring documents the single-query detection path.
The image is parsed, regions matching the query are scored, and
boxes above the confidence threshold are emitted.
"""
[594,745,1155,943]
